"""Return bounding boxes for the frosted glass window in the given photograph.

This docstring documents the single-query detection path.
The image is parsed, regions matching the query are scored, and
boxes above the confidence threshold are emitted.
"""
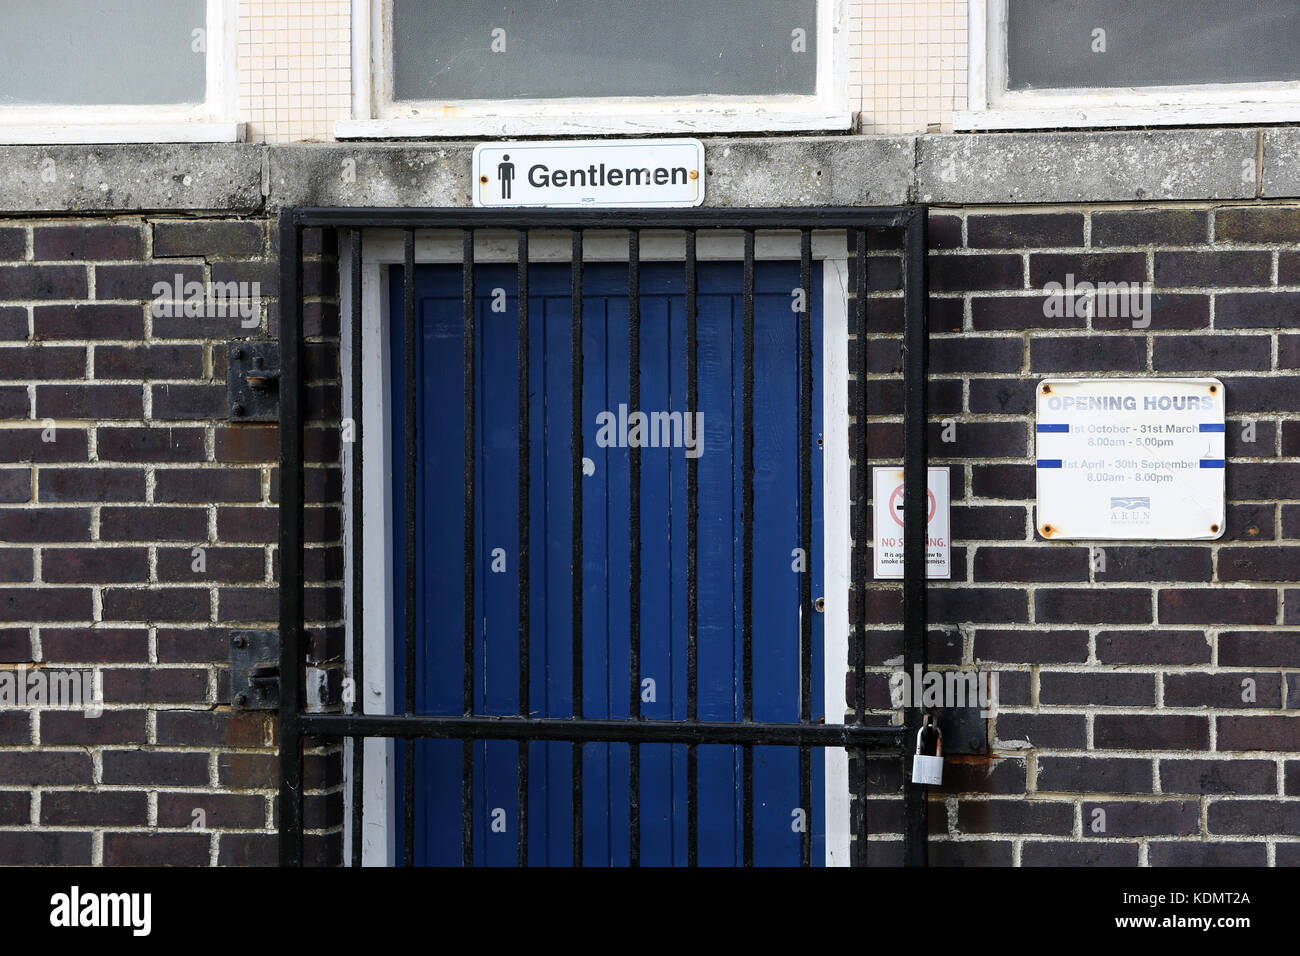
[0,0,207,106]
[391,0,818,101]
[1007,0,1300,91]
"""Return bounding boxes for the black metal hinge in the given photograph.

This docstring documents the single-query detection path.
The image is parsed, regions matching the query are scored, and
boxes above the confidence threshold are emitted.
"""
[230,629,280,710]
[227,341,281,422]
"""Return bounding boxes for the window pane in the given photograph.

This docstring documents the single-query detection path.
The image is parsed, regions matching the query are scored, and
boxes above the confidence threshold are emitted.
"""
[1007,0,1300,90]
[391,0,817,101]
[0,0,207,106]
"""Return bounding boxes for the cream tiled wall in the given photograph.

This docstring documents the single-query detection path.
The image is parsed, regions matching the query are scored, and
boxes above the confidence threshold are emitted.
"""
[236,1,967,142]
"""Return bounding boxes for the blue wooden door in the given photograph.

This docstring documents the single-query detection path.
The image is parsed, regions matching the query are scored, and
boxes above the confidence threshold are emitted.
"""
[391,259,824,866]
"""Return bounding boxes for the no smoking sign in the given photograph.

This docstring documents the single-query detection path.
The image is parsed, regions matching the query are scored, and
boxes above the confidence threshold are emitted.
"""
[872,467,951,580]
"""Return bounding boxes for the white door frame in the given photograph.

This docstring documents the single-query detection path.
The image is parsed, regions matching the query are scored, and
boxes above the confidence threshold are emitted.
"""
[340,229,853,866]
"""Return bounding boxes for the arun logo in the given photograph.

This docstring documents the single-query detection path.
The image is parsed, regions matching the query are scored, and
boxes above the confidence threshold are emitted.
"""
[1110,496,1151,510]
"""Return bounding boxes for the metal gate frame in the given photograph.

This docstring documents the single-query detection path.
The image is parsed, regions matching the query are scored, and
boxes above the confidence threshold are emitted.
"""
[276,206,930,867]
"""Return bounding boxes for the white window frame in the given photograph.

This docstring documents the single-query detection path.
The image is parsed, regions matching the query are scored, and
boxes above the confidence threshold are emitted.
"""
[0,0,242,144]
[956,0,1300,130]
[339,229,855,866]
[338,0,851,138]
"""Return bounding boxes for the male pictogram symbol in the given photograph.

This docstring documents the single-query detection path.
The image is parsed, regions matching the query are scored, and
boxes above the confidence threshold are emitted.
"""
[497,154,515,200]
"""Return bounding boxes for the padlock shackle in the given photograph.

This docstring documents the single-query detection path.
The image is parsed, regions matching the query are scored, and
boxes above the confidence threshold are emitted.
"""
[916,719,943,758]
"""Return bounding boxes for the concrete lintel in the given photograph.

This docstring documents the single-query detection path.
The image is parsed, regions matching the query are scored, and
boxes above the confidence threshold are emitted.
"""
[0,144,263,214]
[917,129,1260,205]
[1262,128,1300,199]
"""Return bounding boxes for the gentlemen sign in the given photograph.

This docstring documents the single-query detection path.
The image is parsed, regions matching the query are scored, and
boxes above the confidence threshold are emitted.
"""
[1035,378,1225,540]
[472,139,705,208]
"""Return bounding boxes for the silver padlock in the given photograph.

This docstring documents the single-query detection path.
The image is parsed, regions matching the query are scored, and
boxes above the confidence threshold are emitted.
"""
[911,720,943,786]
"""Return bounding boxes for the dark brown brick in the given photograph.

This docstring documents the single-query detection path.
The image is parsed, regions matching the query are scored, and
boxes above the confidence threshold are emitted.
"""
[218,751,276,788]
[1038,756,1153,793]
[1029,252,1146,287]
[0,548,32,582]
[1022,842,1139,866]
[94,344,203,379]
[1281,251,1300,285]
[1160,759,1277,795]
[218,832,276,866]
[97,426,205,462]
[929,254,1023,292]
[33,303,144,340]
[1030,335,1146,372]
[101,588,210,624]
[1164,672,1282,708]
[928,840,1014,866]
[40,709,147,746]
[0,791,29,824]
[217,506,279,543]
[157,545,264,583]
[1225,504,1274,542]
[1083,801,1199,836]
[928,336,1022,374]
[41,790,148,826]
[155,468,262,503]
[994,713,1086,749]
[929,588,1028,625]
[0,750,92,784]
[1228,463,1300,498]
[1158,588,1276,625]
[156,710,268,748]
[42,547,149,583]
[1035,588,1151,624]
[1229,419,1276,457]
[150,383,227,420]
[0,507,90,542]
[215,425,279,462]
[36,384,143,419]
[0,831,91,865]
[1039,671,1155,706]
[0,588,92,622]
[1096,292,1209,331]
[968,213,1084,249]
[1216,292,1300,330]
[973,629,1089,664]
[158,791,266,829]
[969,378,1035,414]
[94,263,202,301]
[0,227,25,261]
[38,467,146,502]
[950,505,1026,540]
[1216,716,1300,751]
[970,294,1085,331]
[102,749,209,787]
[1218,547,1300,582]
[41,627,149,663]
[0,628,32,661]
[33,225,142,261]
[1221,377,1300,413]
[100,506,208,541]
[153,220,264,258]
[1216,206,1300,243]
[1152,334,1271,371]
[103,832,210,866]
[0,345,85,379]
[970,464,1034,500]
[1094,715,1210,750]
[0,264,87,299]
[156,627,227,663]
[0,306,25,340]
[1095,546,1212,582]
[1207,800,1300,835]
[1154,251,1271,288]
[1148,842,1267,866]
[973,546,1088,582]
[1219,631,1300,667]
[1091,209,1209,247]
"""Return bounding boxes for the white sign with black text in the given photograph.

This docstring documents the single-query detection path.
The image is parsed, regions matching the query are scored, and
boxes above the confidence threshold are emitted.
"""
[872,466,951,580]
[472,139,705,208]
[1035,377,1226,540]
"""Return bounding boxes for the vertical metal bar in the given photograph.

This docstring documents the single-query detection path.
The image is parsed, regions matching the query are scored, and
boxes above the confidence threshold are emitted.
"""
[402,228,417,868]
[798,228,813,868]
[627,229,642,867]
[852,227,869,866]
[741,228,755,868]
[349,228,365,868]
[902,209,930,869]
[517,230,530,868]
[570,228,584,867]
[685,228,699,868]
[276,210,305,867]
[462,228,476,868]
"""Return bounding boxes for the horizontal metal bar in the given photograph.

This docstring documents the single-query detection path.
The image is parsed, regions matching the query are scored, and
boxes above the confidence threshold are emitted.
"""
[288,206,917,231]
[301,714,909,749]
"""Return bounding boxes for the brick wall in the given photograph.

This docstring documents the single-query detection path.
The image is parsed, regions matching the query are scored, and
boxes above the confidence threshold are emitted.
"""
[1,199,1297,867]
[855,203,1300,867]
[0,216,343,866]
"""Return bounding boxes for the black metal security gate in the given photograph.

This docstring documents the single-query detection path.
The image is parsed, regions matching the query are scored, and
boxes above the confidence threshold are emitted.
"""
[276,206,930,867]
